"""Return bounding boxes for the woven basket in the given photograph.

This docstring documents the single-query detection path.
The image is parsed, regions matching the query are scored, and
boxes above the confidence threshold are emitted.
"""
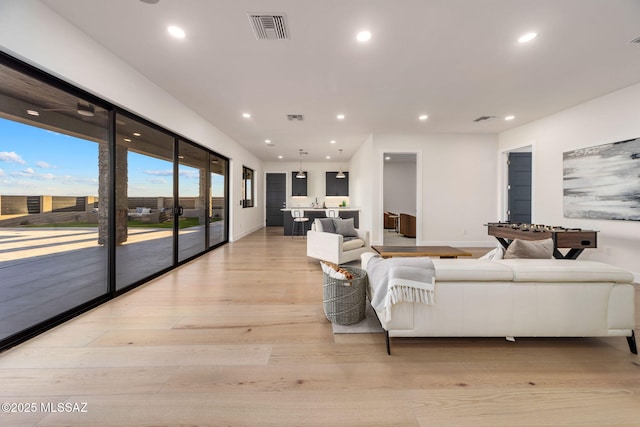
[322,266,367,325]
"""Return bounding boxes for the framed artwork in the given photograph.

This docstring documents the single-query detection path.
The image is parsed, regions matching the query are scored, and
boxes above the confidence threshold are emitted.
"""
[563,137,640,221]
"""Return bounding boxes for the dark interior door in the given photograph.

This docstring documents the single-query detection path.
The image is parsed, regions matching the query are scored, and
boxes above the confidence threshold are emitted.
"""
[266,173,286,226]
[508,152,532,223]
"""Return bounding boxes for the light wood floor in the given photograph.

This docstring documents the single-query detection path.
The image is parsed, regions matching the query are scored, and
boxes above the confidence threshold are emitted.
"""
[0,227,638,426]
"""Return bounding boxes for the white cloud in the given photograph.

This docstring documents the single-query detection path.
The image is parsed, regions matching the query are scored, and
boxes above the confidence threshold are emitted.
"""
[0,168,5,176]
[148,177,168,184]
[37,161,53,169]
[179,170,200,179]
[0,151,27,164]
[144,169,172,176]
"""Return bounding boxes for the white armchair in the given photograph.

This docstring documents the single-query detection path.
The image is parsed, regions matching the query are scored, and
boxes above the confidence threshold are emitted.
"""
[306,218,371,265]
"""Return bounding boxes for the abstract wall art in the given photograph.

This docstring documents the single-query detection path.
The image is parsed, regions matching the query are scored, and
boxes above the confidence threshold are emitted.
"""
[563,137,640,221]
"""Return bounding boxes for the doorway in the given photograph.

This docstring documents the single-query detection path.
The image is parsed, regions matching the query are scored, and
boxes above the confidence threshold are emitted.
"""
[507,152,532,224]
[266,173,286,226]
[383,153,417,245]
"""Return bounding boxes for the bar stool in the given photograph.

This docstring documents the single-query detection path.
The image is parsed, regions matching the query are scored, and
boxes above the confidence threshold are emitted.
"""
[291,210,309,238]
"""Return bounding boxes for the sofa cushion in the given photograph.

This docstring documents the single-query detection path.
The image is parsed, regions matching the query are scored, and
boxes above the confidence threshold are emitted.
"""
[479,246,504,260]
[503,238,553,259]
[496,259,634,283]
[333,217,358,237]
[431,259,514,282]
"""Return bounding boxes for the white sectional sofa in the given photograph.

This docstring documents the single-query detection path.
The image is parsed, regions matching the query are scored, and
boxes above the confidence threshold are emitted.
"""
[364,257,637,355]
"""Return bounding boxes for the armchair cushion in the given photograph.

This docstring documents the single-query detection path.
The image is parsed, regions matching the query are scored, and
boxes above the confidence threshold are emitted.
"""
[343,239,365,251]
[333,217,358,237]
[315,218,336,233]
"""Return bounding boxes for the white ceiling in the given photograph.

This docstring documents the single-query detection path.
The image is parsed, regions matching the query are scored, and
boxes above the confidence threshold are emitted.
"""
[42,0,640,162]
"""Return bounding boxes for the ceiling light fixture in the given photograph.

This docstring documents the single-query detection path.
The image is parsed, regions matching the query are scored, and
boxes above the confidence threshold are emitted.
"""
[242,112,251,118]
[278,155,283,159]
[133,132,141,137]
[124,138,132,142]
[76,103,95,117]
[296,149,307,179]
[385,156,391,160]
[26,109,39,116]
[336,149,346,179]
[356,30,372,42]
[337,114,345,120]
[265,139,271,143]
[168,25,186,39]
[330,140,336,144]
[418,114,428,121]
[505,115,515,121]
[518,32,537,43]
[326,156,331,159]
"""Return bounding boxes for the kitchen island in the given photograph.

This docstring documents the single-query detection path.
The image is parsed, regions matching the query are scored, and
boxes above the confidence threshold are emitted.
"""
[280,208,359,236]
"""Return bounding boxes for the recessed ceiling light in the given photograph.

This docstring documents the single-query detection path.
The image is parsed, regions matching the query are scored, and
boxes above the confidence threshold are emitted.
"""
[133,132,141,137]
[518,32,537,43]
[26,109,39,116]
[124,138,131,142]
[337,114,345,120]
[330,140,336,144]
[418,114,428,121]
[278,155,283,159]
[356,30,372,42]
[242,113,251,118]
[265,139,271,143]
[326,156,331,159]
[167,25,186,39]
[385,156,391,160]
[505,115,515,121]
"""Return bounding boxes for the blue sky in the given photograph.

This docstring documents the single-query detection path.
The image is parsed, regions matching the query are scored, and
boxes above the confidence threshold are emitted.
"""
[1,118,224,197]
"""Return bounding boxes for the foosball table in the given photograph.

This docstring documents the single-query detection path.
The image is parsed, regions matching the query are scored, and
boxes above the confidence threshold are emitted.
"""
[486,222,598,259]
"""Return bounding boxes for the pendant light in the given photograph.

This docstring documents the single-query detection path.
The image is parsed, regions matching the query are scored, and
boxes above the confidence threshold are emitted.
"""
[296,149,307,179]
[336,149,346,179]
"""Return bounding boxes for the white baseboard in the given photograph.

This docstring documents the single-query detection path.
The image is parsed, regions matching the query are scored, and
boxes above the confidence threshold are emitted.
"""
[230,224,263,242]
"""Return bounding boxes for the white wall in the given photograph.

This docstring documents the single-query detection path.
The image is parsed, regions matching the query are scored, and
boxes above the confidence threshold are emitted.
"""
[262,161,350,210]
[351,133,498,246]
[0,0,263,241]
[349,135,375,234]
[499,82,640,277]
[383,161,417,215]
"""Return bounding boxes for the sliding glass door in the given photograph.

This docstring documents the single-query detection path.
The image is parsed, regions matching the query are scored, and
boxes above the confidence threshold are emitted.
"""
[209,153,228,247]
[177,140,208,262]
[115,114,175,290]
[0,62,109,340]
[0,53,230,350]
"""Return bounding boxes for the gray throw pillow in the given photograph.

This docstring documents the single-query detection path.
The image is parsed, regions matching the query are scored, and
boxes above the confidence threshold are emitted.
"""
[317,217,336,233]
[503,238,554,259]
[333,217,358,237]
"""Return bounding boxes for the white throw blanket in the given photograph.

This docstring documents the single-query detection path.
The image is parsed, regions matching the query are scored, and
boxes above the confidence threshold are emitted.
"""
[366,256,436,324]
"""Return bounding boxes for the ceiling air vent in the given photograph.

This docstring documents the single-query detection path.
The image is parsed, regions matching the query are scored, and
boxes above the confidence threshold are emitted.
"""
[629,35,640,44]
[473,115,496,122]
[287,114,304,121]
[248,14,289,40]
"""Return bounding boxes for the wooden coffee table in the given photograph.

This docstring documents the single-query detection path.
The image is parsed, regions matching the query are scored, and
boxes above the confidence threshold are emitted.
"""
[372,245,472,259]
